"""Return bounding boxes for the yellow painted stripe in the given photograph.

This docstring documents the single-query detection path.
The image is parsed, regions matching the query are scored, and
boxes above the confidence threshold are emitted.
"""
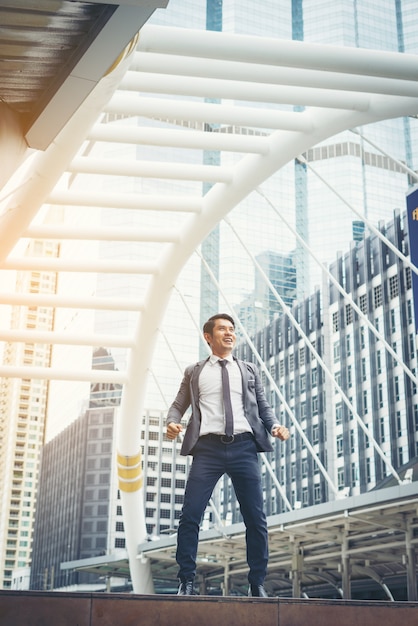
[118,477,143,493]
[118,465,142,480]
[117,451,142,467]
[117,450,143,492]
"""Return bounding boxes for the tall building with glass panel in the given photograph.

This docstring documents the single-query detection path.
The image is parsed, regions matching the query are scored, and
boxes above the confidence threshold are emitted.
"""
[234,210,417,516]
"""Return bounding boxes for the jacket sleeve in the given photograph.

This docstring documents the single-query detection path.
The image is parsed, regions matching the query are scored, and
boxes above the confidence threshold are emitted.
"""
[251,363,278,433]
[166,367,192,426]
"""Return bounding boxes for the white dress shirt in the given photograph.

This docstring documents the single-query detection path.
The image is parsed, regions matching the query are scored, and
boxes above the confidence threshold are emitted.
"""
[198,355,253,436]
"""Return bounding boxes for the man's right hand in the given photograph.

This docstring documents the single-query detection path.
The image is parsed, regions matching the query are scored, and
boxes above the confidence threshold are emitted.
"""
[166,422,183,440]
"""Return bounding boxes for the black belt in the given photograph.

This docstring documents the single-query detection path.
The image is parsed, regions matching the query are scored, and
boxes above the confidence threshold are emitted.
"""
[200,432,254,445]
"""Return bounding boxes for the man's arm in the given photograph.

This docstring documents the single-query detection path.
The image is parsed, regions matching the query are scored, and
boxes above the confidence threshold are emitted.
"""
[251,363,289,441]
[165,367,192,440]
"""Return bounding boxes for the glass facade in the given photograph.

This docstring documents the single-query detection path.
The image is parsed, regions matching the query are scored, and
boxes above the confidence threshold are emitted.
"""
[235,210,417,515]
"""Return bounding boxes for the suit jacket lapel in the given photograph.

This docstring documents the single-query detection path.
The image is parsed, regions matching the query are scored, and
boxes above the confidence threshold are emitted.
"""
[191,357,209,408]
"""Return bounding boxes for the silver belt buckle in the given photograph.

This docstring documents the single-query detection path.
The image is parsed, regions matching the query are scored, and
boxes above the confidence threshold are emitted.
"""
[220,434,234,444]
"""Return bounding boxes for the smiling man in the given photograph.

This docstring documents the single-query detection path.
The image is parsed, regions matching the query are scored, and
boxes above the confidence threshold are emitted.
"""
[166,313,289,597]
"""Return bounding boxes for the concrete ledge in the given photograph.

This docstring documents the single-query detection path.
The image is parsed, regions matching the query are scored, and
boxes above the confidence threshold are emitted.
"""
[0,591,417,626]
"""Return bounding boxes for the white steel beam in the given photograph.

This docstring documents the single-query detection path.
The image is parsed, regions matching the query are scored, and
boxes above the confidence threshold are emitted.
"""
[1,258,158,274]
[47,190,202,212]
[137,25,418,80]
[106,93,315,132]
[120,72,371,111]
[0,329,135,348]
[69,155,234,182]
[131,54,418,99]
[0,365,128,383]
[87,124,270,154]
[25,225,181,243]
[0,292,144,311]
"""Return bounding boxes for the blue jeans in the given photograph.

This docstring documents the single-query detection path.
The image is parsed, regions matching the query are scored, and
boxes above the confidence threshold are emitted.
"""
[176,435,268,586]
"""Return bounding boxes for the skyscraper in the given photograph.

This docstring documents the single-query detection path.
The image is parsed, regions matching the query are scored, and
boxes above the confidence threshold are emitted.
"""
[0,239,58,589]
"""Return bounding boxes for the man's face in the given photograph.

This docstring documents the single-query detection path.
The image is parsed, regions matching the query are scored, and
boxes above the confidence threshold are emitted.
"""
[204,318,236,357]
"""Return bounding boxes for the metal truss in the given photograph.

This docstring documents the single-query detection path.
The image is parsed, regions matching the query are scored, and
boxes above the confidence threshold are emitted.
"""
[1,25,418,592]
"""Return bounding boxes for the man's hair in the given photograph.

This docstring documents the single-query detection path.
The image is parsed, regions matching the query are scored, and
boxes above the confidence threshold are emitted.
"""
[203,313,235,336]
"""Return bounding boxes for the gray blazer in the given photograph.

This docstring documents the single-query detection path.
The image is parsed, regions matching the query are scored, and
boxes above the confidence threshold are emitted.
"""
[166,356,278,456]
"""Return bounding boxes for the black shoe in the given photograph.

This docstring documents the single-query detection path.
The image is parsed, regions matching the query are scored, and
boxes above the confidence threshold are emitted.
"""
[248,584,268,598]
[177,580,195,595]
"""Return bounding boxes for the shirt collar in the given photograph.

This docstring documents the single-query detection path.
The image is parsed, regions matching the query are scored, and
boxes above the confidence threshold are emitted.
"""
[209,354,234,365]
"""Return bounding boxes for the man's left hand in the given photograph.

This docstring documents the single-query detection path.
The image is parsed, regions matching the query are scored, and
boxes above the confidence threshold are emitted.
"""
[272,425,290,441]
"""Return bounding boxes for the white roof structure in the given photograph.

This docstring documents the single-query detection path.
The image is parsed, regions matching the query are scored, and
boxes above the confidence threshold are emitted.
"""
[1,20,418,593]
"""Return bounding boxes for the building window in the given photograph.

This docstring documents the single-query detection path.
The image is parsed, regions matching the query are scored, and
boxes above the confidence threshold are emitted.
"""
[389,275,399,299]
[337,467,345,488]
[361,358,367,381]
[115,538,125,548]
[363,390,368,414]
[396,411,402,437]
[336,435,343,457]
[360,326,366,349]
[99,473,109,485]
[391,309,396,333]
[333,340,340,362]
[374,284,382,308]
[347,364,352,388]
[351,463,357,487]
[405,267,412,290]
[345,304,353,325]
[299,347,305,367]
[291,462,296,479]
[359,294,367,314]
[376,350,382,375]
[378,383,384,408]
[350,429,355,453]
[394,376,400,402]
[116,521,124,532]
[332,312,339,332]
[379,417,385,442]
[335,402,343,425]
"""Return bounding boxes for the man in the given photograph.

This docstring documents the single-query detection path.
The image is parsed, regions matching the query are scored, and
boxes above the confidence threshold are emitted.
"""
[166,313,289,597]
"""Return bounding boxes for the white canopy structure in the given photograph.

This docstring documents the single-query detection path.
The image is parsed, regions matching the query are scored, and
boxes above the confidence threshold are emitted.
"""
[1,22,418,593]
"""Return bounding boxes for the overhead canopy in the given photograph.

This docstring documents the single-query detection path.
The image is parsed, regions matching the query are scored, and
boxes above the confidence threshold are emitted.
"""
[62,481,418,598]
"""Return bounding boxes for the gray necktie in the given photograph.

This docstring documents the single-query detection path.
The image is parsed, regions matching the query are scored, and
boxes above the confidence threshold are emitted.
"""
[219,359,234,437]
